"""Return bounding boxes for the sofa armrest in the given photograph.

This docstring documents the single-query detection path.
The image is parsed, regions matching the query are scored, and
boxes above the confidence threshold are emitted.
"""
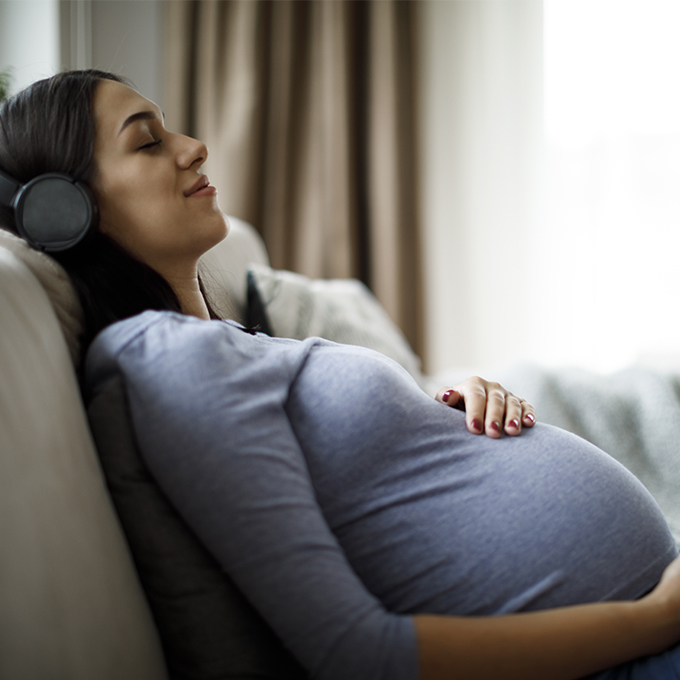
[0,247,168,680]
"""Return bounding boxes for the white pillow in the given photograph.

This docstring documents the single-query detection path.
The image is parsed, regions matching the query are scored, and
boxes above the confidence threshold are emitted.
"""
[247,263,427,389]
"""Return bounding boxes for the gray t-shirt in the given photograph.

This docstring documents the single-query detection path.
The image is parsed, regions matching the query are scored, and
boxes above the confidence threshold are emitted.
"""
[86,311,678,680]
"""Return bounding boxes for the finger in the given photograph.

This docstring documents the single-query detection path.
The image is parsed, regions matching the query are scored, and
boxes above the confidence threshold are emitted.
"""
[504,395,523,436]
[436,387,463,409]
[483,383,507,438]
[457,381,488,435]
[522,402,537,428]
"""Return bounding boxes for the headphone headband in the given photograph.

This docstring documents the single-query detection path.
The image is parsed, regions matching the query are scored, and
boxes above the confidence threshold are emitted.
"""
[0,167,98,252]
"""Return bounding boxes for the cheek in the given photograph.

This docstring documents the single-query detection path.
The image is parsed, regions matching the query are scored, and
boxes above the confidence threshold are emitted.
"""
[97,174,178,249]
[95,166,226,262]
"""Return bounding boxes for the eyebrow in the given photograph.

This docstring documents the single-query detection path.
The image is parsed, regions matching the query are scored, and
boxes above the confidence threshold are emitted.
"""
[118,110,165,136]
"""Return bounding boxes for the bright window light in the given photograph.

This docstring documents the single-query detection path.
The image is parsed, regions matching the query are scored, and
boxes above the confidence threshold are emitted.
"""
[545,0,680,148]
[535,0,680,371]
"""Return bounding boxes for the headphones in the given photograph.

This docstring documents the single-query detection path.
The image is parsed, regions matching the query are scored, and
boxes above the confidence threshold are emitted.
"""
[0,167,98,252]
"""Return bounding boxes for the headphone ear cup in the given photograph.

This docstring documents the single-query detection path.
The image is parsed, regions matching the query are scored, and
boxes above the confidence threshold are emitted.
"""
[14,173,98,252]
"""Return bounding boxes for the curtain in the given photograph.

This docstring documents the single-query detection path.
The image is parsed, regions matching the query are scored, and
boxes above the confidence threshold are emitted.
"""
[164,0,423,357]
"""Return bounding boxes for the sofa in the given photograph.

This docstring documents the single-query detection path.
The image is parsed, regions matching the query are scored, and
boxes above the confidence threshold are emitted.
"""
[0,216,435,680]
[0,218,273,680]
[2,216,679,680]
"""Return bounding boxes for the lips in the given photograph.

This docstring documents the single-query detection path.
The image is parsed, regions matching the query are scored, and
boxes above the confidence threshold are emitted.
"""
[184,175,210,197]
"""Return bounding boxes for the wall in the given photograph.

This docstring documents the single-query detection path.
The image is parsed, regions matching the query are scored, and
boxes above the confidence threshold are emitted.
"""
[0,0,59,94]
[89,0,164,108]
[0,0,163,107]
[419,0,544,374]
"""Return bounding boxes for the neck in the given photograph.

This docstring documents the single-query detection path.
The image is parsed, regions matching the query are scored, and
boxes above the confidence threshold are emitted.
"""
[167,273,211,320]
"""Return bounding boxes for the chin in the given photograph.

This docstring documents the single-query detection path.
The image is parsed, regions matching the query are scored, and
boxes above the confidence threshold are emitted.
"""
[185,208,230,259]
[198,213,229,255]
[216,212,230,244]
[220,212,231,239]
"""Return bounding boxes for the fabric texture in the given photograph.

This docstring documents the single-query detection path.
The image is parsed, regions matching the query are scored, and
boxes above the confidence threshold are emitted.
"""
[87,376,308,680]
[163,0,423,355]
[246,263,427,389]
[198,216,271,323]
[0,228,83,365]
[465,362,680,546]
[86,311,678,680]
[0,247,167,680]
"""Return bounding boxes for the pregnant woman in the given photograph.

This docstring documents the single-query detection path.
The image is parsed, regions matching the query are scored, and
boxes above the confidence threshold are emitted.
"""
[1,70,680,680]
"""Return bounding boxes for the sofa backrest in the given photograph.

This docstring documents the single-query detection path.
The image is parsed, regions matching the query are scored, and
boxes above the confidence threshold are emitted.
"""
[0,247,168,680]
[0,217,268,679]
[199,215,270,319]
[0,216,269,366]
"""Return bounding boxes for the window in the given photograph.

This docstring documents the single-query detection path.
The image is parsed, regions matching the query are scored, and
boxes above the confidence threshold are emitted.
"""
[537,0,680,370]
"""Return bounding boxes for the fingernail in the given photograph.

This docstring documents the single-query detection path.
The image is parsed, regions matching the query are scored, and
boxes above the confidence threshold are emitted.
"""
[524,413,535,424]
[490,421,501,433]
[471,418,482,432]
[509,418,520,429]
[442,390,454,403]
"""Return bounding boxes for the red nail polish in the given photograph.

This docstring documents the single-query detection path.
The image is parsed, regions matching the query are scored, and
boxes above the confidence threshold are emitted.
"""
[525,413,535,424]
[509,419,520,429]
[490,421,501,433]
[442,390,454,403]
[472,418,482,432]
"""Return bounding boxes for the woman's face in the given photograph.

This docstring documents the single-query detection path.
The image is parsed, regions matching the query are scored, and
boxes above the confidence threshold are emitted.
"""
[91,79,228,274]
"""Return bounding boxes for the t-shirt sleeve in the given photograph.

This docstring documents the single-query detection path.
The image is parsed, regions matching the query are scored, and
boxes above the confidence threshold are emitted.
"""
[86,313,418,680]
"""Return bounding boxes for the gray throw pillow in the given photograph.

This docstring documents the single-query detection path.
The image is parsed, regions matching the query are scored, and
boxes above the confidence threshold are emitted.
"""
[87,376,309,680]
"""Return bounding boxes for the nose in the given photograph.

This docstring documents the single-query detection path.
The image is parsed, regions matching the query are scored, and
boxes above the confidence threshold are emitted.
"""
[176,134,208,169]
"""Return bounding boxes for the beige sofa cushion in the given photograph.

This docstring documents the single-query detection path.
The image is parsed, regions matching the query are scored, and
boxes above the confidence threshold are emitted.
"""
[0,218,269,679]
[0,228,83,365]
[0,247,168,680]
[199,216,270,320]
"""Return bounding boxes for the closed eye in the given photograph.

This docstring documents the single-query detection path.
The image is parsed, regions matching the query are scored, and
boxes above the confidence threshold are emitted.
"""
[139,139,162,151]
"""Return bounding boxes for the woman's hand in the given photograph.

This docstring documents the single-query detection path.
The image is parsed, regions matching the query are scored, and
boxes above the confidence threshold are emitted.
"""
[639,555,680,654]
[435,377,536,438]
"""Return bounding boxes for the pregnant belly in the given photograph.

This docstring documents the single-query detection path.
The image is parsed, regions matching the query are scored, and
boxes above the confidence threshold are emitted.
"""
[310,419,677,617]
[287,346,677,616]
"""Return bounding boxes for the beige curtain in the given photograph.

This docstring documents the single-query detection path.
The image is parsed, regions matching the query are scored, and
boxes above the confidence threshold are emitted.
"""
[164,0,423,356]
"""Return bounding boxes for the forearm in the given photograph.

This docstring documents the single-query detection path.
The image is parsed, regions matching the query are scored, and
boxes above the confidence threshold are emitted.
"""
[415,597,675,680]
